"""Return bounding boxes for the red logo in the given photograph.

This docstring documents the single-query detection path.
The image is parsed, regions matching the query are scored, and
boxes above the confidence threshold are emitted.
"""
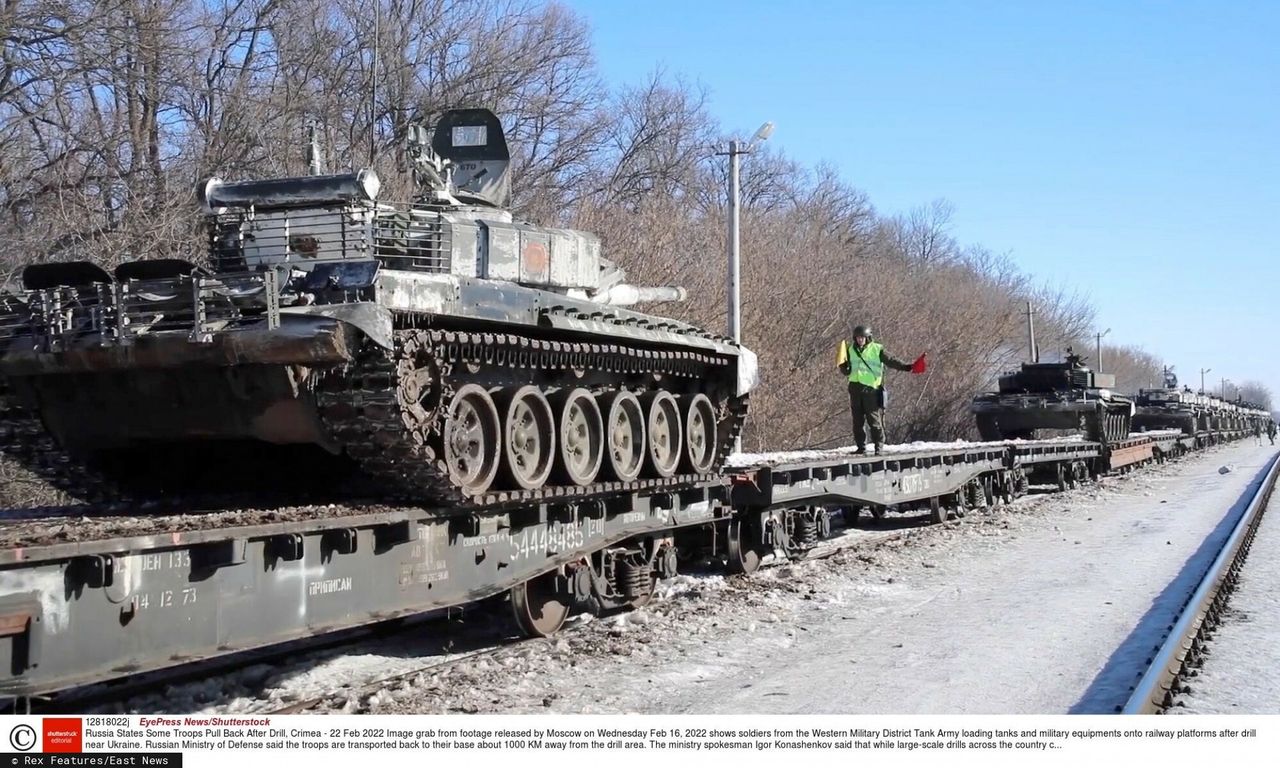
[43,717,82,752]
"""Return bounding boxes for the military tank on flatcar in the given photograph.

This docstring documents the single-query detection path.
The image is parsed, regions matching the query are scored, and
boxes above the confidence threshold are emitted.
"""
[972,349,1133,443]
[0,109,756,505]
[1131,369,1198,435]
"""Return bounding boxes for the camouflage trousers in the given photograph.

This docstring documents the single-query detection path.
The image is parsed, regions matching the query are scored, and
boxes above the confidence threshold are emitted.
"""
[848,382,885,449]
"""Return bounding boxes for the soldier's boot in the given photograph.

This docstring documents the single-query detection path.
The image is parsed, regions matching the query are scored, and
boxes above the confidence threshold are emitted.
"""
[874,443,884,455]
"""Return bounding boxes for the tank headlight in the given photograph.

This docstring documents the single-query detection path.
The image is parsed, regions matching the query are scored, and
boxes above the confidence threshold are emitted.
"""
[357,168,382,201]
[199,177,225,212]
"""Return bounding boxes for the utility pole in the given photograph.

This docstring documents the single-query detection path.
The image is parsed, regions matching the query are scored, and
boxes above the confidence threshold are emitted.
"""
[718,122,772,454]
[369,1,380,166]
[720,121,773,343]
[1025,301,1038,362]
[726,139,742,342]
[1095,328,1111,372]
[1200,367,1211,395]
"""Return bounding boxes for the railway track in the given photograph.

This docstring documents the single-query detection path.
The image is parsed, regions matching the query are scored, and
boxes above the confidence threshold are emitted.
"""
[1120,451,1280,713]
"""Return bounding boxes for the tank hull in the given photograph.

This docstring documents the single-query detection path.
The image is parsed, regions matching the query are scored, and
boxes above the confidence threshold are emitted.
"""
[0,272,752,505]
[1132,408,1197,436]
[972,393,1133,443]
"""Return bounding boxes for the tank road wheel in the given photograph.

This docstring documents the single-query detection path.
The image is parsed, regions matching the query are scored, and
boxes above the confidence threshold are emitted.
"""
[510,570,570,638]
[501,386,556,490]
[553,388,604,485]
[681,393,718,474]
[643,391,682,478]
[444,384,501,495]
[602,391,645,481]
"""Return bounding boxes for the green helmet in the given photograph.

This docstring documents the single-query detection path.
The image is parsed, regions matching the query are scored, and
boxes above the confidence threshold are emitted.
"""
[853,325,872,339]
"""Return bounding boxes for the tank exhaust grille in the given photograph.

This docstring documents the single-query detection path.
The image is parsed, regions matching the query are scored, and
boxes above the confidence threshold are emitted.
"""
[209,203,451,275]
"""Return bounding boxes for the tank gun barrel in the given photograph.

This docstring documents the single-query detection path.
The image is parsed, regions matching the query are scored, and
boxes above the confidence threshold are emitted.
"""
[600,284,688,306]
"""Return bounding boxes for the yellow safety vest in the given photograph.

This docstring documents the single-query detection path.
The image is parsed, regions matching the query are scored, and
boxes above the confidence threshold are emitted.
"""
[837,340,884,387]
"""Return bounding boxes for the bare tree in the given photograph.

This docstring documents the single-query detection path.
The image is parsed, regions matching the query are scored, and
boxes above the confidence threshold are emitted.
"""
[1096,344,1163,394]
[17,0,1255,496]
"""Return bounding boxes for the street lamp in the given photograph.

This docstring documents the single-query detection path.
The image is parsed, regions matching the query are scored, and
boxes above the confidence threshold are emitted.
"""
[1200,367,1211,395]
[720,121,774,342]
[1095,328,1110,373]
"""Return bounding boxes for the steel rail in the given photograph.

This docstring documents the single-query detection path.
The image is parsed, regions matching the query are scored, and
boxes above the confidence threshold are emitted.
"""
[1121,451,1280,713]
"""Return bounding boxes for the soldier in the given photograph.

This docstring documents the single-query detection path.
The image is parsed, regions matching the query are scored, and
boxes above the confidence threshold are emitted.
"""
[836,325,926,454]
[1269,420,1277,446]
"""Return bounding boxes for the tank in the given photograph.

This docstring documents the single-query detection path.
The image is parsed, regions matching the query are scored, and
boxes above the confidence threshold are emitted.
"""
[1131,369,1198,435]
[0,109,757,505]
[971,349,1134,443]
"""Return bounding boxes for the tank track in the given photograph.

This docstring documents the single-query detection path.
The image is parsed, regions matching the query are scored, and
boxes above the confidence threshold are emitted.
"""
[1083,407,1132,444]
[316,328,748,509]
[0,331,748,509]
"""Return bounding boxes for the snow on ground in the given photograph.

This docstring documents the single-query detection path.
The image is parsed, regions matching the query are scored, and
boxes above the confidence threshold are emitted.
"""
[103,442,1275,715]
[1175,479,1280,714]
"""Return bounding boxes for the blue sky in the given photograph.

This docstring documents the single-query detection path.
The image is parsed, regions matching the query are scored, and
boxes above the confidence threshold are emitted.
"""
[566,0,1278,399]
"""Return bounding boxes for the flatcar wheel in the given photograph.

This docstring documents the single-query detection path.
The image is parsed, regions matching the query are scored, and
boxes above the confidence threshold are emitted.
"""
[643,391,682,478]
[510,570,570,638]
[816,508,833,539]
[928,496,947,525]
[726,519,761,575]
[681,393,717,473]
[501,386,555,490]
[554,388,603,485]
[602,391,645,481]
[444,384,501,494]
